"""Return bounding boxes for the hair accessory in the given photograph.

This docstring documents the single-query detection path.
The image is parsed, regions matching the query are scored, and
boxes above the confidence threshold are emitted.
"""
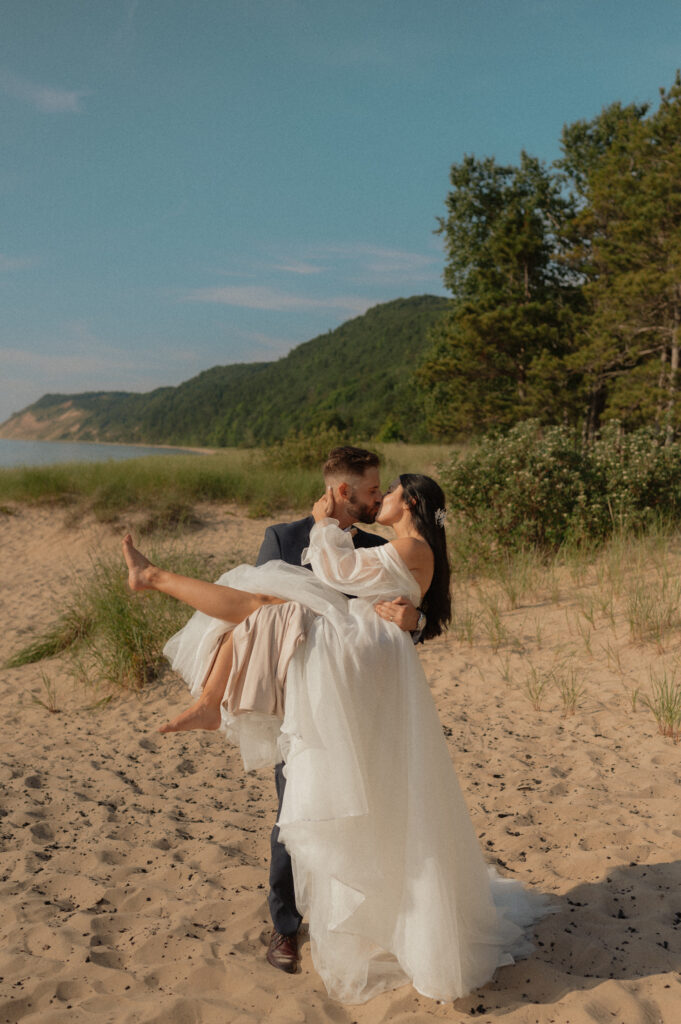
[434,507,447,528]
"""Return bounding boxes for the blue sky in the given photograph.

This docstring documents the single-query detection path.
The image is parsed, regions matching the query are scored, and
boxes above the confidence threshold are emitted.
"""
[1,0,680,424]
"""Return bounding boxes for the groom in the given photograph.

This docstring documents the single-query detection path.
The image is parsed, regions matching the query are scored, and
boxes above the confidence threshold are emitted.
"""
[256,445,423,974]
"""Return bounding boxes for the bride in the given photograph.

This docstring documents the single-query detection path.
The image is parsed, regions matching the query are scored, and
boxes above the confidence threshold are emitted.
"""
[122,473,548,1004]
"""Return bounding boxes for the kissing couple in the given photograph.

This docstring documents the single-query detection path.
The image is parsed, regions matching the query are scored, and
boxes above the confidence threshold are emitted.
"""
[122,446,549,1004]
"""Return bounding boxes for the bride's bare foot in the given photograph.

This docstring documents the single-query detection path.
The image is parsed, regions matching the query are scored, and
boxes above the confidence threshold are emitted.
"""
[122,534,156,592]
[158,698,222,734]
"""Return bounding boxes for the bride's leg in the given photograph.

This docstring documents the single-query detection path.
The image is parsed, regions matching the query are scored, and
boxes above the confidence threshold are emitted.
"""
[159,632,235,734]
[123,534,283,622]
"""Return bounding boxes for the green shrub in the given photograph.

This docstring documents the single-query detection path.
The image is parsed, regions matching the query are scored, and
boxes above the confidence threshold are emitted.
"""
[263,427,350,470]
[440,420,681,550]
[585,424,681,536]
[440,421,585,549]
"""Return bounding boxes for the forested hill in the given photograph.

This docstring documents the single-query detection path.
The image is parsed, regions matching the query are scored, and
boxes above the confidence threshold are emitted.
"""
[0,295,450,447]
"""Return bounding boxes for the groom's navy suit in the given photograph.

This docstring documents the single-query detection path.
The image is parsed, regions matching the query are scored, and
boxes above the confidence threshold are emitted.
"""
[256,514,386,937]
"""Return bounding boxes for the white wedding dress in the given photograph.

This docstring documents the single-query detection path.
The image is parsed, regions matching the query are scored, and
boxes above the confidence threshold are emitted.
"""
[164,520,549,1003]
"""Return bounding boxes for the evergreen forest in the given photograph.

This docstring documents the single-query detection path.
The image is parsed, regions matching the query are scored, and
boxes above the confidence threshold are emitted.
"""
[419,72,681,441]
[4,296,449,446]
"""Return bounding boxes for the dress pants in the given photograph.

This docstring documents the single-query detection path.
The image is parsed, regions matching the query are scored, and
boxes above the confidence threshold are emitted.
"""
[268,761,302,936]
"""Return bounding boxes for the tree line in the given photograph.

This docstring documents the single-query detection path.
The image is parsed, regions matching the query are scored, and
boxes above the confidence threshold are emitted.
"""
[15,296,448,447]
[417,72,681,443]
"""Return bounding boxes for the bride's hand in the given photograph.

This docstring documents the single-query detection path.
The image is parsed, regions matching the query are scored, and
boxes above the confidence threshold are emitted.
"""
[312,487,336,523]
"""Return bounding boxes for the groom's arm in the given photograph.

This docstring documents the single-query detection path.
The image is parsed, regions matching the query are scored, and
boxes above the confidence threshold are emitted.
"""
[256,526,283,566]
[375,597,423,640]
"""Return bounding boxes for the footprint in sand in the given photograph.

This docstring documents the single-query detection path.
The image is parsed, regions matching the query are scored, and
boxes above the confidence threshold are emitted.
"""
[96,848,127,866]
[24,923,77,959]
[30,821,55,843]
[88,946,127,970]
[55,979,90,1002]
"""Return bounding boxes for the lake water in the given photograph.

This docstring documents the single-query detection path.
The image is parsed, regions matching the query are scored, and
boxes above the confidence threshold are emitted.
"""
[0,438,201,469]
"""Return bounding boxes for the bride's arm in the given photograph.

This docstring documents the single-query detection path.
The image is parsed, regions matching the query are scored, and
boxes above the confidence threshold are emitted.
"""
[299,489,384,593]
[302,516,373,588]
[304,518,425,634]
[302,491,417,605]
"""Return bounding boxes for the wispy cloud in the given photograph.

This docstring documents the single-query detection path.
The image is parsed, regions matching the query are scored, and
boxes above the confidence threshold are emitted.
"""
[0,335,203,414]
[115,0,139,46]
[212,240,444,291]
[1,344,134,378]
[225,328,296,362]
[187,239,444,321]
[0,253,32,272]
[269,242,442,286]
[273,261,325,276]
[315,243,439,276]
[0,70,87,113]
[185,285,370,314]
[266,242,440,284]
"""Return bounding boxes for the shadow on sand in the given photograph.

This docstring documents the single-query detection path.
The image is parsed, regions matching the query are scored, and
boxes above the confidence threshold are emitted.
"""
[456,859,681,1017]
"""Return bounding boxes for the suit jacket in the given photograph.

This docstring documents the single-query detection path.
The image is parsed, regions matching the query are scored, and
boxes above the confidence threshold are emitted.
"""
[256,515,386,569]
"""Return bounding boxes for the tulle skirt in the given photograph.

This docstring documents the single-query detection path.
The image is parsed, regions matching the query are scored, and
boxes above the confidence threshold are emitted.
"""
[164,560,551,1003]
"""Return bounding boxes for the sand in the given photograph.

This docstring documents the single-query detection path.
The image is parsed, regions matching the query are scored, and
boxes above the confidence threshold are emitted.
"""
[1,504,680,1024]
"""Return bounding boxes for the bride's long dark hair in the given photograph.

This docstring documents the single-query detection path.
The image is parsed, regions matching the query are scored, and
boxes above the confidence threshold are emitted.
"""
[399,473,451,641]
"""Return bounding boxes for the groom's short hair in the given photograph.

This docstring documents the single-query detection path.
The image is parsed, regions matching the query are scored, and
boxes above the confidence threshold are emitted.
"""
[323,446,380,481]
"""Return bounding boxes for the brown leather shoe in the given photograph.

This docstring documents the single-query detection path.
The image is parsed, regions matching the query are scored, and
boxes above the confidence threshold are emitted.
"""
[266,928,299,974]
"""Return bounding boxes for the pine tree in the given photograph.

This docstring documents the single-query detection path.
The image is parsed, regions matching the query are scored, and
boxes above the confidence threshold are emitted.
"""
[560,78,681,440]
[418,153,579,436]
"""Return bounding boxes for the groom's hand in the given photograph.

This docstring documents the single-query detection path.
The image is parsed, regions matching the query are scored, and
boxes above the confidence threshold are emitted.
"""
[374,596,419,632]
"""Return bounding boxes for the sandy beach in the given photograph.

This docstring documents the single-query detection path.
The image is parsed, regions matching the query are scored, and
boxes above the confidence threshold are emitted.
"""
[1,504,680,1023]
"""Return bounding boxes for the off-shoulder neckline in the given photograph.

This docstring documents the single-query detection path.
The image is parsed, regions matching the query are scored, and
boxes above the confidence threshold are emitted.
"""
[380,542,425,601]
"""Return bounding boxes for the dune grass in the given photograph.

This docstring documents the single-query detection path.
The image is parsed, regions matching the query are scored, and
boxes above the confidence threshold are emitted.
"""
[0,442,454,519]
[6,544,214,691]
[521,665,551,711]
[30,671,61,714]
[553,666,585,717]
[626,576,681,649]
[0,450,320,518]
[445,517,681,740]
[642,670,681,742]
[7,607,94,666]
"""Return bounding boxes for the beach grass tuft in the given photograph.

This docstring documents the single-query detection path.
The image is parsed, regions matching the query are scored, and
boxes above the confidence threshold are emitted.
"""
[521,666,551,711]
[6,608,94,667]
[30,671,61,714]
[450,601,477,644]
[626,577,681,649]
[626,686,641,713]
[6,544,213,691]
[642,670,681,741]
[553,665,585,716]
[136,500,203,536]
